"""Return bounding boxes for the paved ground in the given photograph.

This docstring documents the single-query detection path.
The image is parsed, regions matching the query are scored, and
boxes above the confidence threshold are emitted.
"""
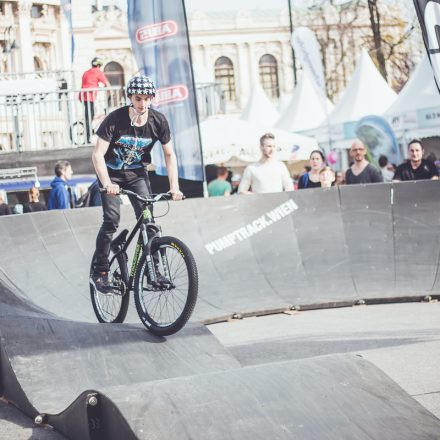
[208,301,440,418]
[2,301,438,438]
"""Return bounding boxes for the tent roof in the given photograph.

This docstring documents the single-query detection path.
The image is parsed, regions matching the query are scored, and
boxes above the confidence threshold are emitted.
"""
[275,72,334,132]
[240,82,280,127]
[327,49,397,125]
[384,55,440,117]
[191,116,318,164]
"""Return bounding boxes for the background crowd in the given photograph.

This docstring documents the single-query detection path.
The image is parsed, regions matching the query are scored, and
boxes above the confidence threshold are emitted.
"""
[0,134,438,215]
[207,134,439,197]
[0,160,102,216]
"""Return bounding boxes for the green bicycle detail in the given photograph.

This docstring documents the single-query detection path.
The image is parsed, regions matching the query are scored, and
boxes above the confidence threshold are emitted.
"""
[130,243,142,278]
[89,190,198,336]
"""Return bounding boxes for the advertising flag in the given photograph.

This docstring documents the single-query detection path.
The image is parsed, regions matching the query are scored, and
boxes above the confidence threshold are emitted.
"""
[291,27,326,96]
[414,0,440,93]
[60,0,74,62]
[127,0,204,181]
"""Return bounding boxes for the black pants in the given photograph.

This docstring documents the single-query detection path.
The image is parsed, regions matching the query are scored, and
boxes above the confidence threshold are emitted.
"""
[84,101,95,143]
[94,169,152,273]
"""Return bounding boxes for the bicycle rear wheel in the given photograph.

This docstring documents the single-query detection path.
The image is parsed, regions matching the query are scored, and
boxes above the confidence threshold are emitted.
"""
[90,251,130,323]
[134,236,198,336]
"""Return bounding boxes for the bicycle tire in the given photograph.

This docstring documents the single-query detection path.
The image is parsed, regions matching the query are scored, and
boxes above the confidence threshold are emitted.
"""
[134,236,198,336]
[90,251,130,323]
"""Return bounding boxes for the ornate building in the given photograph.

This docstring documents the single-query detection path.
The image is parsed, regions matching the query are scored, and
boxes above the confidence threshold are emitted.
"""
[0,0,70,75]
[0,1,423,107]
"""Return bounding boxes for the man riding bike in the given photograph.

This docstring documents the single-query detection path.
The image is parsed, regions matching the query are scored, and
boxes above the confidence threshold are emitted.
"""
[90,75,183,294]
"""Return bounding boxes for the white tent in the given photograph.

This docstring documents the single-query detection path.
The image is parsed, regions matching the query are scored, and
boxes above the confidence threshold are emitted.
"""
[189,116,318,165]
[275,72,334,132]
[327,49,397,126]
[240,82,280,127]
[277,93,293,113]
[384,55,440,138]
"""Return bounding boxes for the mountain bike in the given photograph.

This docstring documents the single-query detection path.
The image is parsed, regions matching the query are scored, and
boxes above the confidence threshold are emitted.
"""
[89,189,198,336]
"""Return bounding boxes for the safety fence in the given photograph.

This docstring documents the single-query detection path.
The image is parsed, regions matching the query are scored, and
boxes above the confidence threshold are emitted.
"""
[0,82,224,153]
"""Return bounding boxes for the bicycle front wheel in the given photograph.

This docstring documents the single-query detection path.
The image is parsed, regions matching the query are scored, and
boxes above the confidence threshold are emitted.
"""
[90,251,130,323]
[134,236,198,336]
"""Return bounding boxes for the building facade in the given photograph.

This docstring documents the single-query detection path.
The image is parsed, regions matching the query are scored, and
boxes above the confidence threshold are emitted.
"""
[0,0,70,76]
[0,1,423,115]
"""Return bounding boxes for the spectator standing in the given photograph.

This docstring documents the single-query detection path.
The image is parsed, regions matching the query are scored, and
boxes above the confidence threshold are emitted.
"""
[23,187,47,213]
[239,133,293,194]
[334,170,345,186]
[378,155,394,182]
[80,57,110,143]
[230,173,241,195]
[208,167,232,197]
[345,140,383,184]
[297,150,325,189]
[319,166,335,188]
[0,194,11,216]
[48,160,74,210]
[393,140,439,181]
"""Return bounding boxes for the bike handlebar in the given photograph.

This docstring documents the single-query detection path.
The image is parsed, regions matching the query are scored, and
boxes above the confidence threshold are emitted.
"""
[99,188,182,202]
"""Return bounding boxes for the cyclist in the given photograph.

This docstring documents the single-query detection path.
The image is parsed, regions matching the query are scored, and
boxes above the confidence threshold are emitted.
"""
[90,75,183,294]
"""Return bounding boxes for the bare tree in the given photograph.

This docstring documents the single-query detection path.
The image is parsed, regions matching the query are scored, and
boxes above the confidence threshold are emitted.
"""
[367,0,387,80]
[296,0,418,98]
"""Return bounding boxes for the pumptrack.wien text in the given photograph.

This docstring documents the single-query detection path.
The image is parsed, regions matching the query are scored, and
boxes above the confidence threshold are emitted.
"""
[205,199,298,255]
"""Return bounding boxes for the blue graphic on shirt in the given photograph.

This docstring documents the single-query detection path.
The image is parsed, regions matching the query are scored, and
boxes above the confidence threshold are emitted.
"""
[107,135,153,170]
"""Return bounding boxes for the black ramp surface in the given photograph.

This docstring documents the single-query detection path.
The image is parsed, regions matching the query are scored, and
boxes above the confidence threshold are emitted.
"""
[193,194,285,315]
[239,192,305,305]
[393,181,440,294]
[103,354,440,440]
[0,315,239,415]
[1,183,440,438]
[340,183,395,297]
[2,183,440,324]
[291,187,355,302]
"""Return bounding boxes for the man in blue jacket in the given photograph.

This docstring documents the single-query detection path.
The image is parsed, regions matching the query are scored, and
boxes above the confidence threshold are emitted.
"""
[48,160,74,210]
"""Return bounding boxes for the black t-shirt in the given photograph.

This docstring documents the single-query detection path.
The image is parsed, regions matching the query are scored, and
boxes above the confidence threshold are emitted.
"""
[298,173,321,189]
[0,203,11,216]
[96,106,171,172]
[23,202,46,213]
[393,159,439,181]
[345,164,383,184]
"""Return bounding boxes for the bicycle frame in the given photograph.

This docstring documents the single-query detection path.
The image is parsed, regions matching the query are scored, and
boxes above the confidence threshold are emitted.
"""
[109,203,162,292]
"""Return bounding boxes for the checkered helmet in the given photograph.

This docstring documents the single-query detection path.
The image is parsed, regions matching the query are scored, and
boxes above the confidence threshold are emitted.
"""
[126,75,156,97]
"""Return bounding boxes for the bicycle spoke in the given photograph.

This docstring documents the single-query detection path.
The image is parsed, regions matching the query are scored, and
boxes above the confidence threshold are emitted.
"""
[138,244,189,326]
[91,256,127,323]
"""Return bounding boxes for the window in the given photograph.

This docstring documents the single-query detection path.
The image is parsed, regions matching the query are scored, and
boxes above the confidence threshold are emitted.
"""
[104,61,125,87]
[214,56,236,101]
[31,5,43,18]
[259,54,279,98]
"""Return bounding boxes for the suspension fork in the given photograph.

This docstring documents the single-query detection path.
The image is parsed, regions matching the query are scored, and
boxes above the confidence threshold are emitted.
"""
[142,222,163,284]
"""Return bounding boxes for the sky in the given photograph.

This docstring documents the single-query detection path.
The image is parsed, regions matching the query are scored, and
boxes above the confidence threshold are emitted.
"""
[110,0,415,17]
[186,0,286,10]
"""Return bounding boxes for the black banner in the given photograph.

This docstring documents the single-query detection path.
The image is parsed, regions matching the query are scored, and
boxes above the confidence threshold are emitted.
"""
[127,0,204,181]
[414,0,440,92]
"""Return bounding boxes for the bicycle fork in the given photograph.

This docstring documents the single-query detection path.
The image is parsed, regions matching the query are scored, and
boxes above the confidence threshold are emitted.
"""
[141,223,173,288]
